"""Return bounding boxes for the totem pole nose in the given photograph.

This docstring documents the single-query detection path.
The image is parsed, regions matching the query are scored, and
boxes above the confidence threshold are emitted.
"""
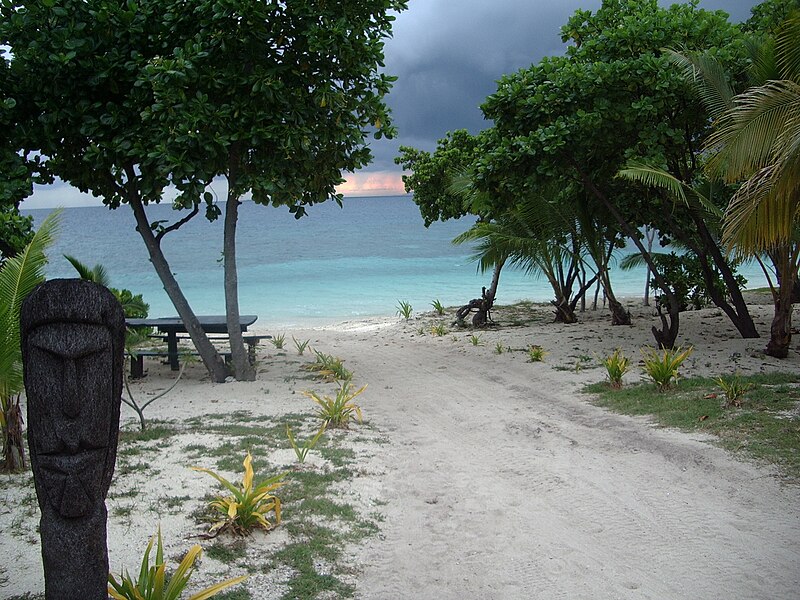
[62,359,81,419]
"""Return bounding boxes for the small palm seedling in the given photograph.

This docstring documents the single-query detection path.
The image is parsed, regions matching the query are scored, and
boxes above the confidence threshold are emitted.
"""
[640,346,693,391]
[599,348,630,389]
[431,299,445,316]
[304,381,367,429]
[192,452,286,537]
[286,422,327,463]
[494,342,505,355]
[270,333,286,350]
[108,526,246,600]
[303,349,353,382]
[469,334,483,346]
[292,336,310,355]
[396,300,413,320]
[527,345,548,362]
[430,323,448,336]
[716,374,754,408]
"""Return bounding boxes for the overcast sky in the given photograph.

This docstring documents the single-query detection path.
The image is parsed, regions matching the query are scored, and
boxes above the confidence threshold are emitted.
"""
[27,0,760,208]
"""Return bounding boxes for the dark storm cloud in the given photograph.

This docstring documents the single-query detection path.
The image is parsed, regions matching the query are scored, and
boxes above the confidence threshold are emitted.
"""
[367,0,761,176]
[26,0,763,205]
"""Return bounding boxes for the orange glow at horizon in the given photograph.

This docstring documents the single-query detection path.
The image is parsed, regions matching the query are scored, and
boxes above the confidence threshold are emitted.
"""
[336,171,407,197]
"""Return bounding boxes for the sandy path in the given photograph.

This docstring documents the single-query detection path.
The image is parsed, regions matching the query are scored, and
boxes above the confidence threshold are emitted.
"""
[304,320,800,599]
[3,301,799,598]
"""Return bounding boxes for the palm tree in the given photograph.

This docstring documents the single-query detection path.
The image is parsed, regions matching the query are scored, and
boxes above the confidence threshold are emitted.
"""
[454,191,596,324]
[64,254,149,318]
[0,209,60,471]
[704,15,800,358]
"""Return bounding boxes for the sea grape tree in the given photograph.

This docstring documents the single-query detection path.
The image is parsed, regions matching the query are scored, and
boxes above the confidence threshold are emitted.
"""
[1,0,407,381]
[480,0,749,348]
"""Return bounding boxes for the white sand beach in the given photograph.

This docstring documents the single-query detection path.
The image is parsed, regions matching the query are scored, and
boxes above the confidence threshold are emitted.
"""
[2,297,799,599]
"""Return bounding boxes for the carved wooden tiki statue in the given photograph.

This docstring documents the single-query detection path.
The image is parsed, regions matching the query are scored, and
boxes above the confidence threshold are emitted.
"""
[21,279,124,600]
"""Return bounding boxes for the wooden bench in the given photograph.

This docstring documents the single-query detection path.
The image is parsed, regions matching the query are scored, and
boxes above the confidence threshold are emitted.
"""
[128,350,233,378]
[243,334,272,364]
[127,334,272,378]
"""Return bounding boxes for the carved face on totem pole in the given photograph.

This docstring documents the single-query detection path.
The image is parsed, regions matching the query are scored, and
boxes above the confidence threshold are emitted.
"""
[21,279,125,518]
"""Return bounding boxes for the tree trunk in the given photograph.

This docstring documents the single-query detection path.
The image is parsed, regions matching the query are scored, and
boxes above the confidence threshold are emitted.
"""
[223,193,255,380]
[486,259,504,306]
[606,288,631,326]
[572,162,678,345]
[552,295,578,323]
[643,226,655,306]
[129,196,229,382]
[651,291,681,349]
[765,247,797,359]
[597,236,630,325]
[456,260,505,327]
[2,395,25,472]
[687,214,759,338]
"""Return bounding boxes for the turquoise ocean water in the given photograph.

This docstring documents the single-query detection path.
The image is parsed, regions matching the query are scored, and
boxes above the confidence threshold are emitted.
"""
[24,195,767,328]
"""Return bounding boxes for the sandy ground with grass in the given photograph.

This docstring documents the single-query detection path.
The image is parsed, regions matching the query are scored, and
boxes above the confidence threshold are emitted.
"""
[2,296,800,599]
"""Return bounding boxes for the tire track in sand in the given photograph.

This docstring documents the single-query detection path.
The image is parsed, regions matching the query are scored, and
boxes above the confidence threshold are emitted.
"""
[307,327,800,599]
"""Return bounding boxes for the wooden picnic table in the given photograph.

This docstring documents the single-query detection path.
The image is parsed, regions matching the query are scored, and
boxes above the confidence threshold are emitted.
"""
[126,315,258,371]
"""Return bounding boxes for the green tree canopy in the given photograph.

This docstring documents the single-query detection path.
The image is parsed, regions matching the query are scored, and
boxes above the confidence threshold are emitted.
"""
[478,0,746,347]
[2,0,406,381]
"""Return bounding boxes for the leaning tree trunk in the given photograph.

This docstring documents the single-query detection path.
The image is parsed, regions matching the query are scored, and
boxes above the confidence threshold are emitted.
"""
[605,284,631,325]
[456,259,505,327]
[596,239,630,326]
[667,210,759,339]
[223,190,255,381]
[129,195,229,383]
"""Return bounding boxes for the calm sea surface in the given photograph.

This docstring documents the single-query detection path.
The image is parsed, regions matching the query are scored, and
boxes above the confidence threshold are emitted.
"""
[24,195,767,328]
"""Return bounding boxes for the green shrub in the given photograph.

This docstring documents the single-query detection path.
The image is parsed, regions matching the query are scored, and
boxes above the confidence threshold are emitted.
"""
[599,348,630,389]
[430,323,447,336]
[304,381,366,429]
[286,423,326,463]
[192,452,285,536]
[292,337,310,355]
[108,526,246,599]
[527,345,548,362]
[640,346,693,391]
[303,349,353,382]
[396,300,412,320]
[716,374,755,407]
[649,252,746,312]
[270,333,286,350]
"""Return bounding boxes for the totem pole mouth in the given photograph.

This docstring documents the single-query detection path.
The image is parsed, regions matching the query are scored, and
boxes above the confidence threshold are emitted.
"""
[35,448,108,518]
[38,437,107,456]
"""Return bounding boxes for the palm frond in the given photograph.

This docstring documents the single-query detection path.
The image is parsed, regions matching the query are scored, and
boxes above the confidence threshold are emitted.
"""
[722,164,797,253]
[617,161,722,217]
[775,15,800,82]
[63,254,110,286]
[665,48,734,119]
[706,79,800,181]
[453,193,579,281]
[0,210,61,400]
[746,36,778,86]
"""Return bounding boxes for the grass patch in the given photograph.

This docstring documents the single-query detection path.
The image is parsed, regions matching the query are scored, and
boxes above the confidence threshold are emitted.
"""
[215,589,252,600]
[119,422,179,443]
[586,372,800,480]
[206,539,248,564]
[160,411,380,598]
